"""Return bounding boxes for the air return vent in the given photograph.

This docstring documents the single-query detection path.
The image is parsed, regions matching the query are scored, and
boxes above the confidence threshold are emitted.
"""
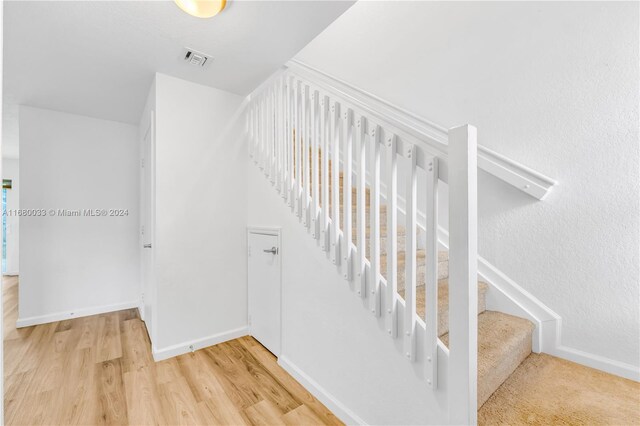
[183,48,212,68]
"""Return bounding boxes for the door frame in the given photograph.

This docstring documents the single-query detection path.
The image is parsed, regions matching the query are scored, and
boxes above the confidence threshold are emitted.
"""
[140,110,156,344]
[247,226,282,356]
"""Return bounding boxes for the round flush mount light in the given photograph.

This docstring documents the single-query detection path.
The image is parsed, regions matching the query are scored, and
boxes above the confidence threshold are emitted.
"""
[174,0,227,18]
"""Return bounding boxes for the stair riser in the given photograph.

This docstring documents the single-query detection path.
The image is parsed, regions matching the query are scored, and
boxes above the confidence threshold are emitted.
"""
[397,282,489,338]
[438,290,486,337]
[380,257,448,282]
[357,231,405,255]
[478,325,533,407]
[438,259,449,279]
[394,266,450,291]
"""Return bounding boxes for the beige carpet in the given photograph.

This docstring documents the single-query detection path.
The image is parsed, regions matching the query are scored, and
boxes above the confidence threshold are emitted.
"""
[478,353,640,425]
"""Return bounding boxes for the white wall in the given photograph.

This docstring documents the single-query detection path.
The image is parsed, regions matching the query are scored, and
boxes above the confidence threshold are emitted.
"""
[294,1,640,371]
[1,2,5,418]
[3,158,19,275]
[152,73,247,357]
[18,106,140,324]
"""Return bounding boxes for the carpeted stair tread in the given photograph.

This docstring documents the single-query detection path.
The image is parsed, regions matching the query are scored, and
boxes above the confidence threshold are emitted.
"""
[440,311,535,408]
[478,353,640,424]
[398,280,489,337]
[436,279,488,336]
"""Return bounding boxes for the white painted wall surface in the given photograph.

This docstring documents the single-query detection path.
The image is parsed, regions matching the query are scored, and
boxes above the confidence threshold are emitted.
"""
[153,73,247,356]
[1,2,5,417]
[247,164,448,425]
[294,1,640,370]
[3,158,19,275]
[18,106,140,324]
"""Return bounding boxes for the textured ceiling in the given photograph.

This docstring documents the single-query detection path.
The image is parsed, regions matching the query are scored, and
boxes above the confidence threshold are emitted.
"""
[2,0,354,158]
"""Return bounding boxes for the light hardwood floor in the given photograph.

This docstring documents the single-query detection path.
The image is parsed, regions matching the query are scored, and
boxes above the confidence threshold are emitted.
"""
[3,276,342,425]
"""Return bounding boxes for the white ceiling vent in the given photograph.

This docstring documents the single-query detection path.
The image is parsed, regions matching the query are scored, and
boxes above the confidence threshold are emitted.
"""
[183,48,212,68]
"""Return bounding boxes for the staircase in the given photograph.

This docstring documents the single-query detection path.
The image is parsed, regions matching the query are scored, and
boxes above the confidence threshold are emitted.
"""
[248,68,536,422]
[328,162,535,407]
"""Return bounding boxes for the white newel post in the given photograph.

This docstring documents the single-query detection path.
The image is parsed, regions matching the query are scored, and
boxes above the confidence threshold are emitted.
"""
[448,124,478,425]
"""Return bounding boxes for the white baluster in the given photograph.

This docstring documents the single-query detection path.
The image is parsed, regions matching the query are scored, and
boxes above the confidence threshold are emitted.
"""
[287,78,294,209]
[320,95,330,251]
[252,104,257,160]
[294,81,302,218]
[342,108,353,281]
[448,124,478,425]
[270,87,276,185]
[425,154,439,388]
[356,115,367,297]
[263,94,268,174]
[370,124,381,316]
[404,144,417,362]
[248,104,253,159]
[253,104,258,162]
[273,86,278,183]
[279,78,286,196]
[252,103,257,161]
[385,133,398,338]
[330,101,341,266]
[311,90,319,239]
[273,87,277,181]
[302,86,310,227]
[258,95,264,171]
[267,91,273,180]
[256,97,261,168]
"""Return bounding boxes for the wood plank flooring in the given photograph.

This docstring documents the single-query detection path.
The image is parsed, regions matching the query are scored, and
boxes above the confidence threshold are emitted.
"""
[3,276,342,425]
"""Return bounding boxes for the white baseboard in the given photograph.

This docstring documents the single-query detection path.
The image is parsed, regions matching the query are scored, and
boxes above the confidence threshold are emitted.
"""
[278,356,368,426]
[549,344,640,382]
[16,300,139,328]
[3,271,19,276]
[152,326,249,362]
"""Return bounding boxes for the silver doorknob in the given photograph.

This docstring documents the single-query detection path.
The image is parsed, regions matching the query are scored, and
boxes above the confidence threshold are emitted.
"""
[263,246,278,255]
[144,244,152,249]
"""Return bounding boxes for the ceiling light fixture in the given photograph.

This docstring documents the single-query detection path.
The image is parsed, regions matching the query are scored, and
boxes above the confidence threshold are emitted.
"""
[174,0,227,19]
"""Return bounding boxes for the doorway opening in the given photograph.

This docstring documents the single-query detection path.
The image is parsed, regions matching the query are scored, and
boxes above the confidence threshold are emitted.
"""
[2,179,12,273]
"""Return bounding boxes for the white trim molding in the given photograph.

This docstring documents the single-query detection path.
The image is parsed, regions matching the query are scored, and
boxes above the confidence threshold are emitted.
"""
[16,300,139,328]
[287,59,557,201]
[549,344,640,382]
[152,326,249,362]
[277,356,369,426]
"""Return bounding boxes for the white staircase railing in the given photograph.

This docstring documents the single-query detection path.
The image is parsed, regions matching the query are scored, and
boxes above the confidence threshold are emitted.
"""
[248,68,479,424]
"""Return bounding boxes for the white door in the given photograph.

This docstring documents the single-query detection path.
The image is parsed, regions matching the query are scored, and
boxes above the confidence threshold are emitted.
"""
[141,112,155,338]
[248,230,281,356]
